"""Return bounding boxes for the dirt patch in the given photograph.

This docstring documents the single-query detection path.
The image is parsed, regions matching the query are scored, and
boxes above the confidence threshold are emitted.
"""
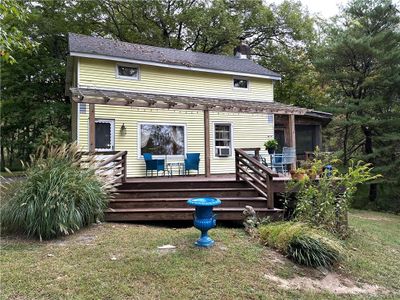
[264,272,387,295]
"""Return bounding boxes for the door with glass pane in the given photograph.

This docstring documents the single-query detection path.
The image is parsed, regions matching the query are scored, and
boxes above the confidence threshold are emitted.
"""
[94,119,115,151]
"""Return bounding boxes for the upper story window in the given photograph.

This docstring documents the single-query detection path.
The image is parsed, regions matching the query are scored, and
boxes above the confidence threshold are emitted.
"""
[116,63,139,80]
[233,78,249,89]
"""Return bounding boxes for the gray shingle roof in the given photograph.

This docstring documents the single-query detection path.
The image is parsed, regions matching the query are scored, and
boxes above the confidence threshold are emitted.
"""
[68,33,281,79]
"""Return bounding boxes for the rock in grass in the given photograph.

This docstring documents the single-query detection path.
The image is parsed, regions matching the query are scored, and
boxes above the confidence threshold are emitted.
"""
[157,244,176,250]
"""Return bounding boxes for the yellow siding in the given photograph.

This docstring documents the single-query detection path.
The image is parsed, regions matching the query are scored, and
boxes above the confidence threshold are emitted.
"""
[78,104,205,177]
[78,104,274,177]
[209,111,274,174]
[78,58,274,102]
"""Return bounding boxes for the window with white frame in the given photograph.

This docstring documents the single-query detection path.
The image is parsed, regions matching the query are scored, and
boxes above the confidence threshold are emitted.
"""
[95,119,115,151]
[214,123,232,157]
[116,63,139,80]
[140,123,185,156]
[233,78,248,89]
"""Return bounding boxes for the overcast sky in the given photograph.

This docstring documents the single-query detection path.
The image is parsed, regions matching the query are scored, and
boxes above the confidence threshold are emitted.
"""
[270,0,349,19]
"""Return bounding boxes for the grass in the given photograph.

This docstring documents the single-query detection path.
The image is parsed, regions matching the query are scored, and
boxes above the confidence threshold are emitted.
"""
[1,210,399,300]
[343,210,400,291]
[0,171,25,178]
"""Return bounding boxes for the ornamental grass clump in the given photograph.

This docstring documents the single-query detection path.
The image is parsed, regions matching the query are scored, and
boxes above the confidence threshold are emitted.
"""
[259,222,343,268]
[1,144,114,240]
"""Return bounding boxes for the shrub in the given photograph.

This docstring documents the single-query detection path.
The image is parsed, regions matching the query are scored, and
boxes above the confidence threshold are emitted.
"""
[259,222,343,268]
[287,153,380,237]
[1,144,113,240]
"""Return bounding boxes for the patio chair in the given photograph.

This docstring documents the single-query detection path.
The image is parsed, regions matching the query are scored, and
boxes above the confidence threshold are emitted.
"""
[184,153,200,175]
[143,153,166,176]
[269,147,296,174]
[282,147,296,169]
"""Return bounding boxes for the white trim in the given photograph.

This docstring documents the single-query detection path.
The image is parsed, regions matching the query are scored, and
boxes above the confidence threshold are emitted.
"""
[78,85,275,104]
[89,119,115,151]
[137,122,187,160]
[212,122,234,159]
[70,51,281,81]
[115,62,140,80]
[76,102,80,143]
[232,77,250,91]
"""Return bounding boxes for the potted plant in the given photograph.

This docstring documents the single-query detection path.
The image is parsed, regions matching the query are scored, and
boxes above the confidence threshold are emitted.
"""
[306,167,318,180]
[264,139,279,154]
[290,168,307,181]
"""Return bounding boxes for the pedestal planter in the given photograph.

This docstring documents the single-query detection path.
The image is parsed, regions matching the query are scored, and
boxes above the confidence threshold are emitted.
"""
[187,197,221,247]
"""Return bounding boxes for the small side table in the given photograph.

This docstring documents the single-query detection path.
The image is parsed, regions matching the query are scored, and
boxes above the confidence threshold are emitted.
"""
[166,161,184,176]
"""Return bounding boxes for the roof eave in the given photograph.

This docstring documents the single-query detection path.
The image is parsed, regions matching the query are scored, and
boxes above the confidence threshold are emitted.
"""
[69,51,282,81]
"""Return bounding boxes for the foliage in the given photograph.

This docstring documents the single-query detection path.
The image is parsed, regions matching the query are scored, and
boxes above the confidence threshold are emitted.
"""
[264,139,279,150]
[1,144,113,240]
[0,0,38,63]
[33,125,70,150]
[315,0,400,204]
[259,222,343,268]
[287,154,380,237]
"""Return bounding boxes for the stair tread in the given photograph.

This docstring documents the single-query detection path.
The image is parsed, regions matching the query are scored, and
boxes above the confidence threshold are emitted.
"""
[110,197,267,202]
[106,207,283,213]
[116,187,255,192]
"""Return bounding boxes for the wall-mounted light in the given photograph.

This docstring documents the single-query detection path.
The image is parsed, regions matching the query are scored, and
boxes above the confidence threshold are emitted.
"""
[120,123,127,136]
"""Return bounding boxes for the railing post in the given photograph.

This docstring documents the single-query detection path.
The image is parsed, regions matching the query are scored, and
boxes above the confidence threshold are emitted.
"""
[235,149,240,181]
[122,152,127,183]
[266,175,274,209]
[254,148,260,161]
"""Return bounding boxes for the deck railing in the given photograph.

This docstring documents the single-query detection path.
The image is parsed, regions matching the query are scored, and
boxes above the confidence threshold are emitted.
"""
[79,151,127,184]
[235,148,279,209]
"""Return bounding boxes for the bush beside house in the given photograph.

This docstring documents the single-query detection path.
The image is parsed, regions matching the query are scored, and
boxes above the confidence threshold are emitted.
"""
[1,144,112,240]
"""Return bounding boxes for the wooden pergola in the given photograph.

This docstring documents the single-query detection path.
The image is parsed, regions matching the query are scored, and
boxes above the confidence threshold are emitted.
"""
[70,87,310,176]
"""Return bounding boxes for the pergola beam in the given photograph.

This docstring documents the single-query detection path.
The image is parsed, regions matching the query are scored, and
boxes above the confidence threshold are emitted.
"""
[70,88,309,116]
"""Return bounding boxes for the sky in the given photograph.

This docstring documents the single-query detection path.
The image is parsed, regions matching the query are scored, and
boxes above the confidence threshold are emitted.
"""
[270,0,349,19]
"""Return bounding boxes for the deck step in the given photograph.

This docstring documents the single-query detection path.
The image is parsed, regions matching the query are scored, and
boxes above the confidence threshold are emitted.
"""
[108,197,268,209]
[120,180,249,189]
[104,207,284,221]
[114,187,259,198]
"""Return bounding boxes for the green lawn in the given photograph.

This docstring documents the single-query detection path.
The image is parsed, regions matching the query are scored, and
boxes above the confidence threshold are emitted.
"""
[1,210,399,300]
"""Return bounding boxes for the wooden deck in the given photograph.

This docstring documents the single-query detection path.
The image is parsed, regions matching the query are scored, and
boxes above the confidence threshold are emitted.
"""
[91,148,292,222]
[105,173,290,222]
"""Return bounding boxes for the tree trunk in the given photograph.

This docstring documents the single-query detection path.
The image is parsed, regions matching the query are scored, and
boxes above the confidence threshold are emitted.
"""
[362,125,377,202]
[343,124,349,165]
[1,145,4,170]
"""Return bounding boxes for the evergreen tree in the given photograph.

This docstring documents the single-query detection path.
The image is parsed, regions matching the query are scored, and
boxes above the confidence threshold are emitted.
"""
[316,0,400,206]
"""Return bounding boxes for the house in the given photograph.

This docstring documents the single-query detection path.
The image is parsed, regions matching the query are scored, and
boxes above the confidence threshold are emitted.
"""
[65,33,331,221]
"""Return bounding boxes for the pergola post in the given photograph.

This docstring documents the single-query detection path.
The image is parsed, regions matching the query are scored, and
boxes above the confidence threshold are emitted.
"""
[204,109,211,177]
[89,104,96,153]
[288,114,296,170]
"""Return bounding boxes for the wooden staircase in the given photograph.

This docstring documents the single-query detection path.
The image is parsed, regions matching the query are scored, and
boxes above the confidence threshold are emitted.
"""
[82,148,285,222]
[105,179,283,221]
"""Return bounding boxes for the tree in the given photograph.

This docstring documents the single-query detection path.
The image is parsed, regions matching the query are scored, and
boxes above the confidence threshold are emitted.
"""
[0,0,37,64]
[316,0,400,204]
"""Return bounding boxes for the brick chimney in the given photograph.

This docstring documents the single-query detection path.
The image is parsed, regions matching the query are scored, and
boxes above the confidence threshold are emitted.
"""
[234,39,250,59]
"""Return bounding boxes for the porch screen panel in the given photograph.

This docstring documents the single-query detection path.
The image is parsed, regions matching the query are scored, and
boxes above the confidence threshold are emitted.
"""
[140,124,185,155]
[295,125,316,155]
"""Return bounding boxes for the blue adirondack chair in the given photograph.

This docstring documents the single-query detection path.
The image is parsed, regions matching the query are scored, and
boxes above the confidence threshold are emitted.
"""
[143,153,165,176]
[184,153,200,175]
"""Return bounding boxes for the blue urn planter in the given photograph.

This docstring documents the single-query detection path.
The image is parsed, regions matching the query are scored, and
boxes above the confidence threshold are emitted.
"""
[187,197,221,247]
